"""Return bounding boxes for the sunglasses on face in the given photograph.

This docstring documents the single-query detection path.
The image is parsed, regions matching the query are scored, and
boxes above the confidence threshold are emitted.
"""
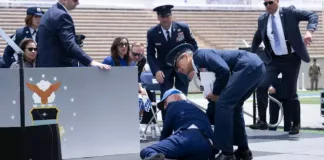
[26,47,37,52]
[72,0,79,2]
[263,1,274,6]
[118,43,128,47]
[132,52,143,57]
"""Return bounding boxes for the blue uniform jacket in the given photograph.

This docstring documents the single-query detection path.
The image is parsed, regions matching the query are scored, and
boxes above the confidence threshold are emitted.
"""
[161,100,216,144]
[3,26,33,67]
[146,21,198,77]
[193,49,264,95]
[36,3,92,67]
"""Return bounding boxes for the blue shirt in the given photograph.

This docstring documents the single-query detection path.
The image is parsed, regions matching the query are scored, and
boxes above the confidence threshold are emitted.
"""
[102,56,135,66]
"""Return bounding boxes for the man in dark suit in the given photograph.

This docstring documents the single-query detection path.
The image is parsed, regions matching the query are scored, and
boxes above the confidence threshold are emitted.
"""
[166,44,266,160]
[140,89,216,160]
[249,0,318,132]
[147,4,198,121]
[36,0,109,69]
[2,7,44,68]
[268,74,301,134]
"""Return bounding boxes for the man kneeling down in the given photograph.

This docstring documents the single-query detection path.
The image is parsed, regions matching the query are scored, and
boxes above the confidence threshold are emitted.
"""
[140,89,216,160]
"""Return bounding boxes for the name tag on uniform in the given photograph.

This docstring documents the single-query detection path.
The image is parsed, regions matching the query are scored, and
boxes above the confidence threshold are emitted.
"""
[155,43,161,46]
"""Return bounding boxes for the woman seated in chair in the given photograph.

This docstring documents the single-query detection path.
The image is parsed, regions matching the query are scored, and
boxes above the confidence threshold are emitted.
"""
[10,38,37,68]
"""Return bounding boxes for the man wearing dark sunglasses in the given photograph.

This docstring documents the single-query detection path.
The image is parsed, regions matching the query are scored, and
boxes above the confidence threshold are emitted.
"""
[147,4,198,121]
[250,0,318,134]
[36,0,110,70]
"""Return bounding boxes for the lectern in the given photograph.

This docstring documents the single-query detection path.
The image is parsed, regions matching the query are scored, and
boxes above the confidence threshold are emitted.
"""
[0,29,62,160]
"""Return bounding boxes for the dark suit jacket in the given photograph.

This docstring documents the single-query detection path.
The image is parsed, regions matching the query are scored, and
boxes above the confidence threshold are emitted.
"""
[251,5,318,64]
[146,21,198,77]
[160,100,216,145]
[36,3,92,67]
[193,49,264,95]
[137,57,146,82]
[3,27,33,67]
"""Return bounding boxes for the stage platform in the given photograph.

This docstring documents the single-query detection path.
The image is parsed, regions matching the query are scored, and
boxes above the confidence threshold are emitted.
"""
[68,128,324,160]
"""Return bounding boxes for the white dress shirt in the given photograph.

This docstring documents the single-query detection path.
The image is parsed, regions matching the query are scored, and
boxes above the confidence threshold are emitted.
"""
[29,27,37,42]
[267,8,294,55]
[161,23,172,41]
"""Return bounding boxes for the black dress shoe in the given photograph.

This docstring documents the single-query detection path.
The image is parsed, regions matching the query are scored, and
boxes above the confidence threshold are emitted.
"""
[144,153,165,160]
[215,153,236,160]
[234,149,253,160]
[289,124,300,135]
[249,120,268,130]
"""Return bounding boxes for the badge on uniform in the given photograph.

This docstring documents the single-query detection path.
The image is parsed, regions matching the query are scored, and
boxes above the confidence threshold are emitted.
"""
[176,32,185,42]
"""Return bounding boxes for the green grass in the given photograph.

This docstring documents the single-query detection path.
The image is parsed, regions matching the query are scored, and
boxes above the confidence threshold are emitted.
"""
[158,90,322,104]
[277,128,324,134]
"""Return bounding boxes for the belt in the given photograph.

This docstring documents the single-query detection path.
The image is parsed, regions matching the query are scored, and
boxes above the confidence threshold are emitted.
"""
[187,124,213,147]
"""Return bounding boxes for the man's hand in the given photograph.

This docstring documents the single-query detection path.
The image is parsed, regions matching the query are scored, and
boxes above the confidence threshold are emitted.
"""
[188,71,195,80]
[90,60,111,70]
[268,86,276,94]
[155,70,165,83]
[206,93,219,102]
[304,30,313,47]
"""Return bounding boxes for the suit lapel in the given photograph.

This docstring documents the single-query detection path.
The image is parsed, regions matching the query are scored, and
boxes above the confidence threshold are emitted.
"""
[23,27,32,39]
[171,22,178,43]
[279,7,288,39]
[262,13,269,38]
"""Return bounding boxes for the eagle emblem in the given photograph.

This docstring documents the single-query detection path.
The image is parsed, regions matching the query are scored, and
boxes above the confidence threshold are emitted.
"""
[26,81,61,105]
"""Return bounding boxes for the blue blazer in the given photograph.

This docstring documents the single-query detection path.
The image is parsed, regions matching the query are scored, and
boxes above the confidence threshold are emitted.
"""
[2,27,33,67]
[36,3,92,67]
[251,5,318,64]
[193,49,264,95]
[146,21,198,77]
[161,100,216,144]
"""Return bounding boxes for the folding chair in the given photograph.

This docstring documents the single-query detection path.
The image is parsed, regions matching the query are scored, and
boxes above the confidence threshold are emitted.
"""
[140,71,162,135]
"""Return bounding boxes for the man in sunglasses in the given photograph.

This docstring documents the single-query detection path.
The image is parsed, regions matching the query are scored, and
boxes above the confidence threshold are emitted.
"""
[147,4,198,122]
[249,0,318,134]
[165,43,266,160]
[36,0,110,70]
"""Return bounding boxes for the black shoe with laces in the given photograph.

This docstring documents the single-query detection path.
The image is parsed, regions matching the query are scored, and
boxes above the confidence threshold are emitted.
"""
[214,153,236,160]
[249,120,268,130]
[234,149,253,160]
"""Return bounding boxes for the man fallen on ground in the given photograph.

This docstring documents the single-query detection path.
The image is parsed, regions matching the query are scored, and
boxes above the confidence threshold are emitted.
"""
[140,88,216,160]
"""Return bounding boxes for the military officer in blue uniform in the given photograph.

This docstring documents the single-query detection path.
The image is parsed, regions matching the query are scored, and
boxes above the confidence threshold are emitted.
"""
[2,7,44,68]
[166,44,266,160]
[147,4,198,120]
[140,88,216,160]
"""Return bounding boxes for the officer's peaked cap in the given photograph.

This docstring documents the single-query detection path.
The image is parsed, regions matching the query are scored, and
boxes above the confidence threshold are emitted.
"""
[166,43,194,68]
[27,7,44,16]
[153,4,174,17]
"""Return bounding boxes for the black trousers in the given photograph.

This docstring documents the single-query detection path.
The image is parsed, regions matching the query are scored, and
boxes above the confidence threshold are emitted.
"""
[257,54,301,122]
[269,97,300,131]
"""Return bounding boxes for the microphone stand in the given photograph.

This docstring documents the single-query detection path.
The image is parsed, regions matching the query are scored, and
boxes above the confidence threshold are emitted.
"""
[17,51,27,160]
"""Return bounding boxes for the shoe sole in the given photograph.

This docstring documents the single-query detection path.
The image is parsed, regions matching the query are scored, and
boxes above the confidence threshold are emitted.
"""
[145,153,165,160]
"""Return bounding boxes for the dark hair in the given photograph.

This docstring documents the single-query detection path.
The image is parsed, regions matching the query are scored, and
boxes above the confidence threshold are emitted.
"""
[19,38,35,50]
[25,15,33,27]
[110,37,131,66]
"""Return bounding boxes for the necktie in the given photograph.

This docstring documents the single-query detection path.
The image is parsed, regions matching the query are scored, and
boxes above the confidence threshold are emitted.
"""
[271,15,281,54]
[32,30,37,42]
[166,30,171,41]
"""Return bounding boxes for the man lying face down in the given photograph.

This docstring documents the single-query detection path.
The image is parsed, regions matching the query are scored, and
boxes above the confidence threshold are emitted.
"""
[140,88,217,160]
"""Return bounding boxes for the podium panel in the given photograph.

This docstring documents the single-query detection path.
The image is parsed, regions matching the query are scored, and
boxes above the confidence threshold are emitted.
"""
[0,67,140,159]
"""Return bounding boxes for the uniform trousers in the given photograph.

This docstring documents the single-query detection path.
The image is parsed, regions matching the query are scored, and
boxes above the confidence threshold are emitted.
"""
[214,64,266,153]
[140,129,212,160]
